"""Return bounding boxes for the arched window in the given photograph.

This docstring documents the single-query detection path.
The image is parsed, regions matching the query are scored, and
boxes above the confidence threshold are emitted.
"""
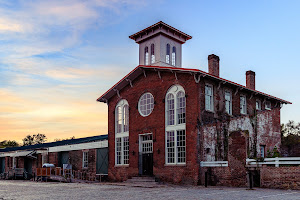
[144,47,149,65]
[165,85,186,165]
[166,44,170,64]
[115,99,129,165]
[172,46,176,66]
[151,44,155,64]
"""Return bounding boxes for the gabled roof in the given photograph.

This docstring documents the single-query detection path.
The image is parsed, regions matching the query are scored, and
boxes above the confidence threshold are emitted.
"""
[97,65,291,105]
[0,134,108,153]
[129,21,192,44]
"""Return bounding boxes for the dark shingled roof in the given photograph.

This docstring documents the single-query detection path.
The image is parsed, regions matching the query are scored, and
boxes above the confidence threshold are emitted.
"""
[0,134,108,153]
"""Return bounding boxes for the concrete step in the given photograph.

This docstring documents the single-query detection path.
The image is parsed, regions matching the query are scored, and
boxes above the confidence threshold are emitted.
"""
[126,176,156,183]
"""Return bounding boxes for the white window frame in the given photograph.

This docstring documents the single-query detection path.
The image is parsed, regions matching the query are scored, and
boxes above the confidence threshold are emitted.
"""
[145,46,149,65]
[224,90,232,115]
[240,95,247,114]
[82,151,88,168]
[260,145,265,158]
[171,46,176,66]
[256,99,261,110]
[205,84,214,112]
[265,101,271,110]
[115,99,129,166]
[151,44,155,64]
[166,44,170,64]
[165,85,186,165]
[138,92,154,117]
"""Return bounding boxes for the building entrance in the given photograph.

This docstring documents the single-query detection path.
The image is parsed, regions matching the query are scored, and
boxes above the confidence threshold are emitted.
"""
[139,134,153,176]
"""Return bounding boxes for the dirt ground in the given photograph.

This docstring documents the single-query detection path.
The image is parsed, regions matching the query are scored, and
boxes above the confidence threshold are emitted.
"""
[0,180,299,200]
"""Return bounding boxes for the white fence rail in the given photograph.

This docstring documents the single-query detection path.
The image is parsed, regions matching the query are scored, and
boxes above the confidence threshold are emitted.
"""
[246,157,300,167]
[200,161,228,167]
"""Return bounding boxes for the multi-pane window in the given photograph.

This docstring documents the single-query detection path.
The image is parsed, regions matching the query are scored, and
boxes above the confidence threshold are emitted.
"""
[123,137,129,164]
[138,92,154,117]
[225,91,232,115]
[141,134,153,153]
[145,47,149,65]
[116,106,122,133]
[265,101,271,110]
[177,91,186,124]
[115,99,129,165]
[151,44,155,64]
[256,100,261,110]
[166,44,170,64]
[116,137,129,165]
[177,130,186,163]
[167,93,175,125]
[123,105,129,132]
[165,85,186,165]
[172,46,176,66]
[166,130,186,164]
[240,96,247,114]
[116,138,122,165]
[82,151,88,168]
[166,131,175,163]
[205,85,213,111]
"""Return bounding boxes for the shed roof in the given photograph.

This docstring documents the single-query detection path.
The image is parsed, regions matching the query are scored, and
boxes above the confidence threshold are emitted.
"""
[0,134,108,153]
[97,65,291,105]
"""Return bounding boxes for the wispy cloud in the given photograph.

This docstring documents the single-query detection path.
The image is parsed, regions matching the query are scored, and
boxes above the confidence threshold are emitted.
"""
[0,0,149,142]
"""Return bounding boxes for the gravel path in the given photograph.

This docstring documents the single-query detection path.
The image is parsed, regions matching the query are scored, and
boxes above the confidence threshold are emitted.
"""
[0,180,299,200]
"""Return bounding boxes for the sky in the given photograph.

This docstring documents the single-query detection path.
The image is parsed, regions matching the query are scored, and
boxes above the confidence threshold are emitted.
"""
[0,0,300,143]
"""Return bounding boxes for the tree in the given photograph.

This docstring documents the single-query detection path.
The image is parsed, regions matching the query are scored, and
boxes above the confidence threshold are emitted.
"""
[22,134,47,146]
[281,121,300,155]
[54,136,75,142]
[0,140,20,148]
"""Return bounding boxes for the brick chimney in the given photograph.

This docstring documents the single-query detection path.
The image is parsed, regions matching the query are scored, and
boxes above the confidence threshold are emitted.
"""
[246,70,255,90]
[208,54,220,77]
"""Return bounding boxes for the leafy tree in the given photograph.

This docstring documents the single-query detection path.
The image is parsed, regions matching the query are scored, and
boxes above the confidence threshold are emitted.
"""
[22,134,47,146]
[281,121,300,155]
[0,140,20,148]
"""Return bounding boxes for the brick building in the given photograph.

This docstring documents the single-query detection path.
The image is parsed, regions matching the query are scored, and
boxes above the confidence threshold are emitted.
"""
[98,21,291,185]
[0,135,108,180]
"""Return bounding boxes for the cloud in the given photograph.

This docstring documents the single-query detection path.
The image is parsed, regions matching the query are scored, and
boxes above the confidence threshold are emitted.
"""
[0,18,24,33]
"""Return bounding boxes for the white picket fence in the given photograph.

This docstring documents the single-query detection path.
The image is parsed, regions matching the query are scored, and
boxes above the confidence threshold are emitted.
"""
[200,161,228,167]
[246,157,300,167]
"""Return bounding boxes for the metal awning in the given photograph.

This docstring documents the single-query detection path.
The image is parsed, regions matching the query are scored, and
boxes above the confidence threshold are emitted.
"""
[10,150,37,159]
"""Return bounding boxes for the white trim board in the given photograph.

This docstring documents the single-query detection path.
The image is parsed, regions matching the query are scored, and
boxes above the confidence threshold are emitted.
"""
[48,140,108,152]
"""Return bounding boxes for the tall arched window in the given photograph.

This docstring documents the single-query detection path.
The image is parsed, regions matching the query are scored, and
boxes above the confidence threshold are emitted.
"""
[172,46,176,66]
[144,47,149,65]
[165,85,186,165]
[115,99,129,165]
[151,44,155,64]
[166,44,170,64]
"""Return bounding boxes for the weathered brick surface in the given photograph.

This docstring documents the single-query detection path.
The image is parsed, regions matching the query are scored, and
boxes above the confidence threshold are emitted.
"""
[108,70,200,184]
[106,67,284,185]
[260,166,300,190]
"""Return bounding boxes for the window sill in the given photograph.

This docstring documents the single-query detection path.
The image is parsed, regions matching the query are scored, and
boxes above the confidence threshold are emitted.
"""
[164,163,186,167]
[265,108,271,111]
[115,164,129,167]
[205,109,215,114]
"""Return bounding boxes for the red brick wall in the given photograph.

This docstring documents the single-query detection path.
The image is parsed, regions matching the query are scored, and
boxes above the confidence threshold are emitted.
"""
[108,70,200,184]
[106,67,283,185]
[260,166,300,190]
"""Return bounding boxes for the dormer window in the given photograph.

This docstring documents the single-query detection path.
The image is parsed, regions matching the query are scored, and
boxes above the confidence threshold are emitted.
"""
[172,46,176,66]
[151,44,155,64]
[166,44,170,64]
[265,101,271,110]
[144,47,149,65]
